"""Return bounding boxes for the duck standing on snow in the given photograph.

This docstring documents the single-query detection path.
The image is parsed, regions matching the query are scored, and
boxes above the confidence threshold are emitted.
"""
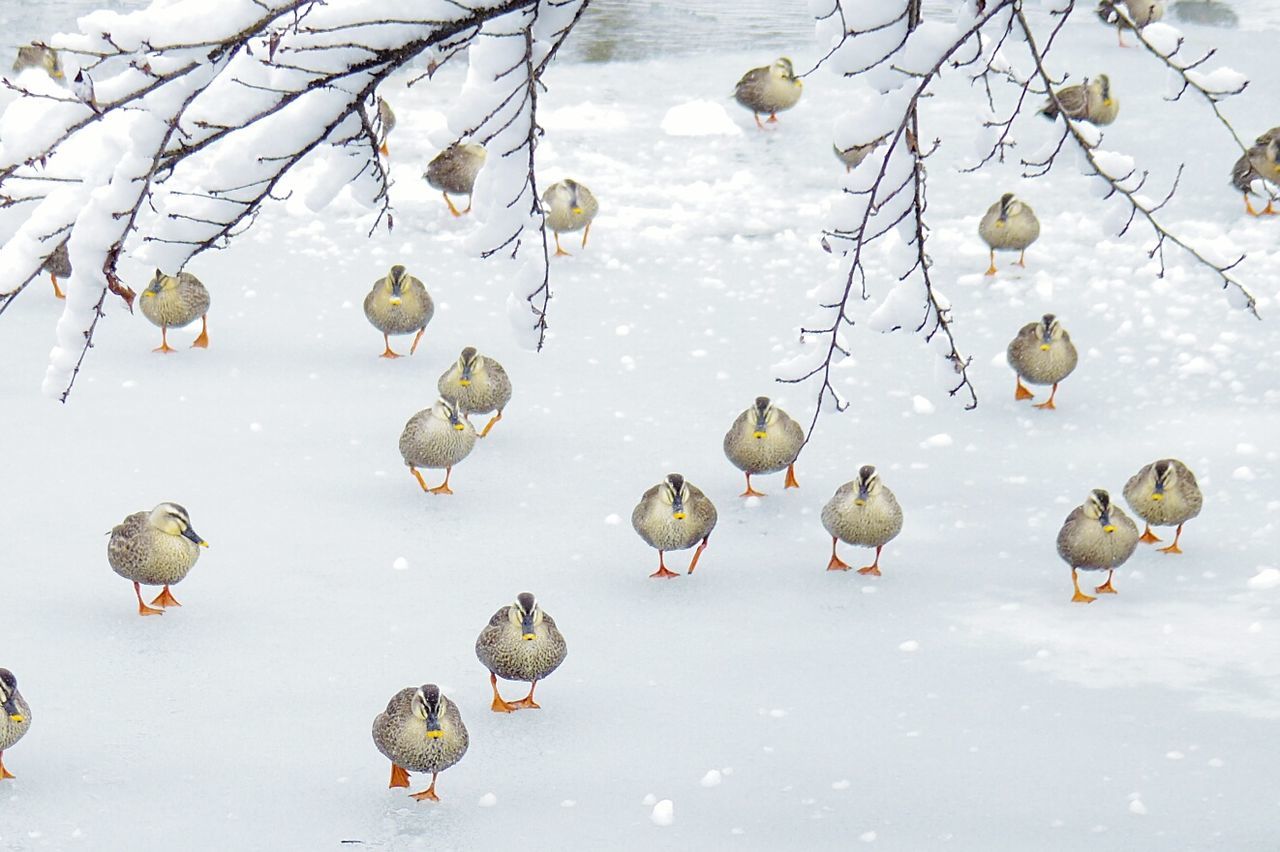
[140,269,210,353]
[437,347,512,438]
[978,193,1040,275]
[12,44,63,79]
[1097,0,1165,46]
[372,683,468,803]
[398,398,477,495]
[43,240,71,299]
[363,264,433,358]
[632,474,718,579]
[0,669,31,780]
[375,97,395,156]
[734,57,803,129]
[1007,314,1078,409]
[475,592,568,713]
[1040,74,1119,125]
[821,465,903,575]
[834,137,884,172]
[1231,127,1280,216]
[108,502,209,616]
[723,396,805,497]
[1056,489,1139,602]
[542,179,598,257]
[1122,458,1203,553]
[424,143,487,217]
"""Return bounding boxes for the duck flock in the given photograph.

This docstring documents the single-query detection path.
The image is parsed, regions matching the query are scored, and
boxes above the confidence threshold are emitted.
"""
[2,0,1274,809]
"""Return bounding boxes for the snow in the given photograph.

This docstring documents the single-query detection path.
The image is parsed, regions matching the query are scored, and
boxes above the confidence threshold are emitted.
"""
[650,799,675,826]
[660,101,742,137]
[1,1,1279,850]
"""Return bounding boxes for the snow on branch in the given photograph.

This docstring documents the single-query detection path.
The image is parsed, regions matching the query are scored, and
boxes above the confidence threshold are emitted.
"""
[0,0,587,401]
[782,0,1260,452]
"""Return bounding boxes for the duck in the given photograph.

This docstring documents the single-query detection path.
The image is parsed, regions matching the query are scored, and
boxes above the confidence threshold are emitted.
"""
[108,502,209,616]
[834,137,884,172]
[1230,127,1280,216]
[1056,488,1139,602]
[1040,74,1119,125]
[1097,0,1165,46]
[1006,313,1078,410]
[375,97,395,156]
[631,473,718,579]
[734,57,803,129]
[821,465,903,575]
[372,683,468,803]
[542,179,599,257]
[139,269,210,353]
[398,398,477,494]
[43,240,71,299]
[723,396,805,497]
[437,346,512,438]
[12,44,63,80]
[1122,458,1203,553]
[475,592,568,713]
[424,142,487,216]
[978,193,1040,275]
[0,669,31,781]
[363,264,433,358]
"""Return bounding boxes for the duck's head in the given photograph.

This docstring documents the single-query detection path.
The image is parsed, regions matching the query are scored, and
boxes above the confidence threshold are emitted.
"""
[1036,313,1063,350]
[1266,137,1280,171]
[43,47,63,79]
[411,684,446,738]
[750,396,775,438]
[0,668,23,723]
[143,269,177,299]
[385,265,409,305]
[1084,489,1117,532]
[432,398,467,431]
[558,179,584,215]
[661,473,691,520]
[148,502,208,547]
[1097,73,1113,105]
[853,465,880,506]
[1150,459,1176,500]
[508,592,543,640]
[456,346,482,386]
[997,192,1022,222]
[773,57,798,82]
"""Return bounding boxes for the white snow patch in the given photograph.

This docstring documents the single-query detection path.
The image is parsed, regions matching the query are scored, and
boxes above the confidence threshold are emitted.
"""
[604,513,621,525]
[660,100,742,136]
[899,640,920,652]
[860,831,878,842]
[392,556,409,571]
[911,395,935,414]
[700,770,722,787]
[1232,467,1256,481]
[920,433,953,448]
[650,799,675,826]
[478,792,498,808]
[1247,568,1280,590]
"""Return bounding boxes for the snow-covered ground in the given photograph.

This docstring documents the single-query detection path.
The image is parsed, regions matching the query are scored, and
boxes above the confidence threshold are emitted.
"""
[2,2,1279,850]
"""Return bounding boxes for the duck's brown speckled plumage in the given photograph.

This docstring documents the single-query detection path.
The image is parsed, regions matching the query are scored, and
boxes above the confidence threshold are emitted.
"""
[1,668,32,780]
[140,270,210,330]
[438,347,512,418]
[1230,128,1280,207]
[632,474,718,553]
[822,466,903,551]
[13,44,63,79]
[363,266,433,337]
[734,57,803,118]
[476,593,568,684]
[43,241,72,279]
[1057,490,1139,571]
[1040,75,1119,125]
[1123,459,1203,528]
[108,505,203,588]
[399,400,477,472]
[723,397,804,477]
[372,684,468,801]
[543,179,599,235]
[1007,314,1078,386]
[425,143,487,196]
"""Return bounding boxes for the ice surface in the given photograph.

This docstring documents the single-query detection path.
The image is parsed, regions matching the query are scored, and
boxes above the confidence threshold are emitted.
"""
[1,2,1279,851]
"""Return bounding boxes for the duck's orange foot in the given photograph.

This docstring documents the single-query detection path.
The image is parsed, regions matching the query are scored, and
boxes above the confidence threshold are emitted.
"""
[827,556,851,571]
[1094,580,1118,595]
[1015,382,1035,401]
[137,601,164,616]
[389,764,410,788]
[510,697,541,710]
[1071,590,1096,604]
[1157,542,1183,554]
[152,343,175,354]
[410,788,439,802]
[856,565,882,576]
[490,695,518,713]
[150,586,182,608]
[984,265,998,276]
[739,486,766,498]
[1032,399,1057,410]
[1138,527,1162,544]
[379,349,402,359]
[650,566,680,579]
[784,464,800,489]
[427,483,454,495]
